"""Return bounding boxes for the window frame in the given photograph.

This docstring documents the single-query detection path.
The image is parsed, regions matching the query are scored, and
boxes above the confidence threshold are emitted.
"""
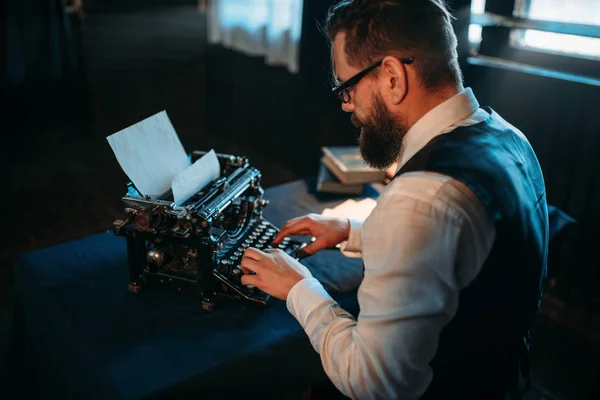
[468,0,600,84]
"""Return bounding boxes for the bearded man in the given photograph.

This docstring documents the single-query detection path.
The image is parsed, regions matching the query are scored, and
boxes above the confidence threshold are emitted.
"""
[239,1,549,399]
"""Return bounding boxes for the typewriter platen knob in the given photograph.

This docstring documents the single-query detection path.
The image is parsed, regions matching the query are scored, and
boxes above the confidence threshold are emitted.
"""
[135,213,152,231]
[146,248,165,268]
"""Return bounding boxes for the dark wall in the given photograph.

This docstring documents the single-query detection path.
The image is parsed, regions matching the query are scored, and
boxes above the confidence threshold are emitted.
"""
[83,0,197,13]
[2,0,88,135]
[205,0,355,180]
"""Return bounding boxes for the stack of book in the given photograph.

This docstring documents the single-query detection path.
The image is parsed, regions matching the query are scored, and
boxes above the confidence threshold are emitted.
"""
[316,146,386,195]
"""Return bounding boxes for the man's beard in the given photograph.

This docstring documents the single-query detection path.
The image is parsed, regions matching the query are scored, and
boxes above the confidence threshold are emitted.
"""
[351,93,408,170]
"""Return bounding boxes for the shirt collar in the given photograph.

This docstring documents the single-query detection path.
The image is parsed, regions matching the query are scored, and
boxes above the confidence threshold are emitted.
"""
[396,88,480,173]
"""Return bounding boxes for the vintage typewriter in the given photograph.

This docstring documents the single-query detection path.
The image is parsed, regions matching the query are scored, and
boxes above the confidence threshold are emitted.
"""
[112,151,306,311]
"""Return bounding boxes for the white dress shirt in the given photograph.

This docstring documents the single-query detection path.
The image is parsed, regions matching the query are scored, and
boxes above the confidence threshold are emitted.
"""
[286,88,497,399]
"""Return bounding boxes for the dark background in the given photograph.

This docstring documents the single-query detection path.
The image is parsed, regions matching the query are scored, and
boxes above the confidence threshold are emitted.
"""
[1,0,599,399]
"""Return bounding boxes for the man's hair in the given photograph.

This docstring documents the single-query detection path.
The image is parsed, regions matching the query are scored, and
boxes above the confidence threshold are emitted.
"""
[325,0,463,90]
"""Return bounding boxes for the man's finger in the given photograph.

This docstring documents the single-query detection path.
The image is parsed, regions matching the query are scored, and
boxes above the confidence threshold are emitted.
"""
[243,247,265,261]
[296,240,328,257]
[240,274,259,287]
[275,219,299,237]
[272,228,311,245]
[281,215,306,228]
[273,219,312,244]
[273,215,308,244]
[273,215,312,243]
[240,257,261,274]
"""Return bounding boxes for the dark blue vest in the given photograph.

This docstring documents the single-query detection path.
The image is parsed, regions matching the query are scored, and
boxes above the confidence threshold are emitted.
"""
[394,108,549,399]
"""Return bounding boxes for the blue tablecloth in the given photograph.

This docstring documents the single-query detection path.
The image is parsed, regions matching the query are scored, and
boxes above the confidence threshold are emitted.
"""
[3,179,380,399]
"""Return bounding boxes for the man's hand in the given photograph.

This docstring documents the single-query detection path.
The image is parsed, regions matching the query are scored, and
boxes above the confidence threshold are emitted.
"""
[240,248,312,301]
[272,214,350,257]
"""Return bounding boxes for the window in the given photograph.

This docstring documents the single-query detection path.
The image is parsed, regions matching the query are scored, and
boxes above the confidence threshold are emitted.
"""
[208,0,304,73]
[467,0,600,85]
[468,0,486,44]
[470,0,600,59]
[513,0,600,60]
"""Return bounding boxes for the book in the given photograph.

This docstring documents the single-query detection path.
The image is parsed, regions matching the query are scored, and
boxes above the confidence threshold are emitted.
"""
[316,161,365,195]
[321,146,386,185]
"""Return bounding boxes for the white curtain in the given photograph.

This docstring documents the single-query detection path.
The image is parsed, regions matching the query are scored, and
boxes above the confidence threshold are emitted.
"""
[207,0,304,74]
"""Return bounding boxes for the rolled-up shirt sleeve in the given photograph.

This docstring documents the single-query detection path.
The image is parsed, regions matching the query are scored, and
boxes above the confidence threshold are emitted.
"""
[286,175,491,399]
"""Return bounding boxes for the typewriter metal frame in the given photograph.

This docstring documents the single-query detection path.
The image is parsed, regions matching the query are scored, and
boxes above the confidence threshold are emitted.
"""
[112,151,303,311]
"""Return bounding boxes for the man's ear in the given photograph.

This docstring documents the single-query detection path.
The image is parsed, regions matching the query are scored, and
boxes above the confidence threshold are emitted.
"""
[380,56,408,105]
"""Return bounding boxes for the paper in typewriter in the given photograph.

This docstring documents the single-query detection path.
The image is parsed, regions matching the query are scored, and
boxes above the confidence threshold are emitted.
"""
[172,149,220,205]
[106,111,192,198]
[107,111,221,203]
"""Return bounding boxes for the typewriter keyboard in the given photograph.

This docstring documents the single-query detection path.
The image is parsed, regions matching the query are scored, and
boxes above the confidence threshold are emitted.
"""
[215,218,305,296]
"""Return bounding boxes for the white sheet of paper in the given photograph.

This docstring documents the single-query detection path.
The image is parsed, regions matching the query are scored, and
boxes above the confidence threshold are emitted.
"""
[322,198,377,220]
[172,149,220,205]
[106,111,191,198]
[322,198,377,258]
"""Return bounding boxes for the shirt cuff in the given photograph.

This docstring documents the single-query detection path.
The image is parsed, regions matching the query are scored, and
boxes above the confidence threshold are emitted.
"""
[340,218,363,254]
[286,277,335,327]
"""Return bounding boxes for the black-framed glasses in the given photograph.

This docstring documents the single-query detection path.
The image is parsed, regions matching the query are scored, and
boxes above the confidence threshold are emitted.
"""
[332,57,414,103]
